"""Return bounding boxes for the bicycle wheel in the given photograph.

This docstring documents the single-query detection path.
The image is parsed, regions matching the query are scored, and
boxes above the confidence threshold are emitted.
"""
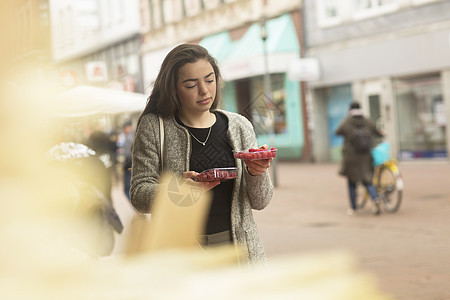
[355,182,369,209]
[377,166,402,213]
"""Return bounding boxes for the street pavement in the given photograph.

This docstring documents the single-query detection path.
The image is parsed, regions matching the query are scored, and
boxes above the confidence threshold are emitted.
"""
[111,160,450,300]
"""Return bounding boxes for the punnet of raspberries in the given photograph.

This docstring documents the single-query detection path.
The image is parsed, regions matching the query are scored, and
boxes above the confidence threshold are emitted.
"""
[233,147,277,160]
[194,167,237,182]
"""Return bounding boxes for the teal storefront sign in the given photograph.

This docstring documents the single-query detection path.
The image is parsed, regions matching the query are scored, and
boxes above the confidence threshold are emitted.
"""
[200,14,304,159]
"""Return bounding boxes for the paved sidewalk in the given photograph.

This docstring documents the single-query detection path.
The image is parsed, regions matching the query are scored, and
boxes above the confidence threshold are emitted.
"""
[111,160,450,300]
[255,161,450,300]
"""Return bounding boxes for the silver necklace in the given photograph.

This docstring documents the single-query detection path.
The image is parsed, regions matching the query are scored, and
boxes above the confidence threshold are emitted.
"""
[186,126,212,146]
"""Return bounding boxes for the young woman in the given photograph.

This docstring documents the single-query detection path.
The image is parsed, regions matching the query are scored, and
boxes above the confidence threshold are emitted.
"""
[130,44,274,265]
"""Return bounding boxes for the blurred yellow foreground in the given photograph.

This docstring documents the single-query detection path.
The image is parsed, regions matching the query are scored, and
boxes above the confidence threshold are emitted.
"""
[0,80,392,300]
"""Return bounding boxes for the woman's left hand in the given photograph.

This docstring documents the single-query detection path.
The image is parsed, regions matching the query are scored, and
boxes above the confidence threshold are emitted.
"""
[244,145,273,176]
[182,171,221,190]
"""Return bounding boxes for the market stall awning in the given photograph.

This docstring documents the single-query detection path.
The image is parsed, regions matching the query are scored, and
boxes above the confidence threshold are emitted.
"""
[52,85,148,118]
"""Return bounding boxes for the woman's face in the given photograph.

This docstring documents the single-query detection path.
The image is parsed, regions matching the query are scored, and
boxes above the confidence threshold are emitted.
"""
[176,59,216,115]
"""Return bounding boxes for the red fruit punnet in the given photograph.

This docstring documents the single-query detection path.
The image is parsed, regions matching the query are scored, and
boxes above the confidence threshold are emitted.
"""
[233,148,277,161]
[195,167,237,182]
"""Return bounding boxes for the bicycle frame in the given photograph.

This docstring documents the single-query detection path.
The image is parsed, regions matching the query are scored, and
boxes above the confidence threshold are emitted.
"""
[356,159,403,213]
[374,159,403,192]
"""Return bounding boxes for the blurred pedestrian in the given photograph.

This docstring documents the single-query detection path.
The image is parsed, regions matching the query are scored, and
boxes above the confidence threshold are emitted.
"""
[120,121,134,199]
[108,130,119,183]
[336,101,384,215]
[130,43,273,265]
[85,127,116,197]
[48,142,123,256]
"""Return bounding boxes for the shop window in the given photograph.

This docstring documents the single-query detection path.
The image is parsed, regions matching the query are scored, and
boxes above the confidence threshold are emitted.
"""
[249,74,287,136]
[394,74,447,159]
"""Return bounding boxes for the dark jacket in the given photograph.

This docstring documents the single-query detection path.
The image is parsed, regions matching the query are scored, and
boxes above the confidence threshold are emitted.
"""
[335,113,383,184]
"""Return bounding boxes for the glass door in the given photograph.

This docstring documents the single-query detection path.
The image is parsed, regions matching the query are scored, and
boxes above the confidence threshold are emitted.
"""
[360,80,390,149]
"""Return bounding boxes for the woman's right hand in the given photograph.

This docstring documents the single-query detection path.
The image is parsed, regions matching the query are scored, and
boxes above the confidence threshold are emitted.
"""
[182,171,221,191]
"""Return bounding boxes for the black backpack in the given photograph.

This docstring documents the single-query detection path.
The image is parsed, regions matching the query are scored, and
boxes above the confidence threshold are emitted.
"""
[351,126,371,153]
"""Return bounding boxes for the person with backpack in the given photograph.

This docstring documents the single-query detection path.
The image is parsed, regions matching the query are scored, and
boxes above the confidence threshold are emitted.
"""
[336,101,384,215]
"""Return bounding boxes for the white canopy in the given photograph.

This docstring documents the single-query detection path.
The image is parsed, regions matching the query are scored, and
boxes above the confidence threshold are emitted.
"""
[52,85,148,118]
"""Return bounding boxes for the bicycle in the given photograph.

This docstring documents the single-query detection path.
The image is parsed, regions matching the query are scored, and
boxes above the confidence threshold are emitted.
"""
[356,145,404,213]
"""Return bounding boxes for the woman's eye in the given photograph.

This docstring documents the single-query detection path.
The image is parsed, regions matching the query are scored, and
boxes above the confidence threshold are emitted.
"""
[185,84,196,89]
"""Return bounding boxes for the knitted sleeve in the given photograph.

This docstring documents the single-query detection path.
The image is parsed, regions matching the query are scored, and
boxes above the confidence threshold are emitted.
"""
[130,114,161,213]
[231,113,274,210]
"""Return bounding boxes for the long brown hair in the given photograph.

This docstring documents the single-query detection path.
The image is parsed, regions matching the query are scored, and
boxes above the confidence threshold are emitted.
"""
[136,43,222,127]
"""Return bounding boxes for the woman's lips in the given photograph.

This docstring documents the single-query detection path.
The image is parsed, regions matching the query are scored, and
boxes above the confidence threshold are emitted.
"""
[197,97,211,105]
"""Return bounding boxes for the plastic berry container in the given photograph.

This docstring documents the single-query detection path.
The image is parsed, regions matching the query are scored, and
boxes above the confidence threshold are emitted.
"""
[194,167,237,182]
[233,147,277,160]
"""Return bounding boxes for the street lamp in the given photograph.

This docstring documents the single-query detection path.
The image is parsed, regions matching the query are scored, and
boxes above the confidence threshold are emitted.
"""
[259,17,278,187]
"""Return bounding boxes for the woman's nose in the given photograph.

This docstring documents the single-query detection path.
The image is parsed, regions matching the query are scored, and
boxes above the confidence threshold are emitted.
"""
[198,82,208,95]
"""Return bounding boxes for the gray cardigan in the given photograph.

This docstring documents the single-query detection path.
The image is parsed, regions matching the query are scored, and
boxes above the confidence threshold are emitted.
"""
[130,109,273,265]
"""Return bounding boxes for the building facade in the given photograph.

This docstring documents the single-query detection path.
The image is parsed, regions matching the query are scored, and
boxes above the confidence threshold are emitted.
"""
[2,0,52,82]
[140,0,307,159]
[49,0,143,92]
[303,0,450,163]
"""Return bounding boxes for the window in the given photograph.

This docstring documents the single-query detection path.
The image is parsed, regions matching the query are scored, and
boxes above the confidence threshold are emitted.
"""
[250,74,287,135]
[202,0,221,10]
[184,0,201,17]
[163,0,183,23]
[77,0,100,33]
[317,0,402,27]
[111,0,125,24]
[57,6,76,48]
[17,1,33,51]
[317,0,343,27]
[394,74,447,159]
[412,0,440,5]
[150,0,163,28]
[353,0,399,20]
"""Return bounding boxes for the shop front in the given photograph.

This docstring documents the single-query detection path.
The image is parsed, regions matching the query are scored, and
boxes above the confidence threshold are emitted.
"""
[313,73,449,164]
[309,26,450,163]
[199,13,305,159]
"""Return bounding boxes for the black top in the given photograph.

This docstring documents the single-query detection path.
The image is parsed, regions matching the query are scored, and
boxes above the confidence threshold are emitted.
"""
[176,112,236,234]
